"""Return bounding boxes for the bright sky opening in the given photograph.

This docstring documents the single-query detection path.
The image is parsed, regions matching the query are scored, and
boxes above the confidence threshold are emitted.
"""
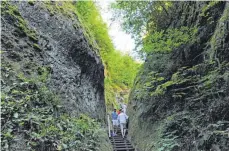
[96,1,140,61]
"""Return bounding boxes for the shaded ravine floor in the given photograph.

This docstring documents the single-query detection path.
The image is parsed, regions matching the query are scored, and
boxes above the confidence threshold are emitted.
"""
[109,129,135,151]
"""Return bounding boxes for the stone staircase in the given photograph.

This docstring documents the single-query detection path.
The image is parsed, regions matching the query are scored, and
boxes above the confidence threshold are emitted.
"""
[109,129,135,151]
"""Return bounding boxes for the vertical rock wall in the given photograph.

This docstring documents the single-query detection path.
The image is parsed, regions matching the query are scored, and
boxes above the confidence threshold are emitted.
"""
[1,1,106,121]
[128,2,229,151]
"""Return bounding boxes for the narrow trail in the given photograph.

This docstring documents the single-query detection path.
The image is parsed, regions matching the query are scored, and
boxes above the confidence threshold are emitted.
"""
[109,129,135,151]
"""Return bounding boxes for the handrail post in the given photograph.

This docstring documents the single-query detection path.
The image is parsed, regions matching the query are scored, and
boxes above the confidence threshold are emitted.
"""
[108,115,111,137]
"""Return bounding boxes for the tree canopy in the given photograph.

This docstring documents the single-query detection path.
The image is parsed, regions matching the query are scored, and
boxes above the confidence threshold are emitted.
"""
[76,1,140,107]
[111,1,197,56]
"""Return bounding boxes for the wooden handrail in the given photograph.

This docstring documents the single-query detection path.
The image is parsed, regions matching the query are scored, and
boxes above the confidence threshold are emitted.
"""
[107,115,111,137]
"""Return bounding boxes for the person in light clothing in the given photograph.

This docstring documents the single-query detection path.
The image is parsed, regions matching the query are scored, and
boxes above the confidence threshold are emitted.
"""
[111,109,118,135]
[117,110,128,138]
[122,104,127,114]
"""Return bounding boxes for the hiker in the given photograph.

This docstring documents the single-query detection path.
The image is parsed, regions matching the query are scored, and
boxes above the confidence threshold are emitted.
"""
[111,109,118,136]
[117,109,128,138]
[117,108,122,115]
[119,103,122,109]
[122,104,127,114]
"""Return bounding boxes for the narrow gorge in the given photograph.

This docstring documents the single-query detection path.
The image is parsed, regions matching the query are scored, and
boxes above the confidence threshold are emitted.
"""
[1,1,229,151]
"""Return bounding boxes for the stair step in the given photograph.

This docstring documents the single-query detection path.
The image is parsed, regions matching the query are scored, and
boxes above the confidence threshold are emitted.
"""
[112,141,130,143]
[111,137,127,139]
[112,139,128,141]
[112,143,132,145]
[112,142,131,144]
[113,148,135,151]
[112,141,129,142]
[113,145,133,148]
[109,131,134,151]
[111,140,129,142]
[113,145,133,147]
[114,147,134,149]
[111,140,130,142]
[111,137,125,139]
[113,144,132,146]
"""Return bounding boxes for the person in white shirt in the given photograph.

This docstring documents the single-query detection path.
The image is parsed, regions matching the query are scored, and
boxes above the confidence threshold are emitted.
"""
[117,109,128,138]
[122,104,127,114]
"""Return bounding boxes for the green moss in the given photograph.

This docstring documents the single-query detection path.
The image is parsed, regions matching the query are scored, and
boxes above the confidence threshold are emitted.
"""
[142,26,198,53]
[36,67,49,82]
[220,7,229,22]
[201,1,221,17]
[151,80,175,96]
[2,2,38,42]
[209,5,229,62]
[171,72,179,81]
[149,66,198,97]
[204,80,213,88]
[157,77,165,81]
[11,89,21,95]
[17,66,50,83]
[42,1,100,53]
[1,2,19,16]
[199,70,217,89]
[144,81,152,87]
[1,57,111,150]
[2,73,105,150]
[33,43,41,51]
[17,17,38,42]
[44,1,76,18]
[151,80,173,96]
[28,0,35,6]
[166,115,176,121]
[223,72,229,82]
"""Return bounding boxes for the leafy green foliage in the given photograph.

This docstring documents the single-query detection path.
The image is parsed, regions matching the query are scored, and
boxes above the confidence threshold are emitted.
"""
[142,27,197,53]
[158,138,179,151]
[111,1,172,40]
[75,1,140,107]
[111,1,172,55]
[42,1,140,107]
[111,2,198,56]
[76,1,114,59]
[44,1,140,107]
[1,62,105,151]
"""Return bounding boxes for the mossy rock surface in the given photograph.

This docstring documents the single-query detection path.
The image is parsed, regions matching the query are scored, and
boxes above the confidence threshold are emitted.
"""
[128,2,229,151]
[1,1,111,151]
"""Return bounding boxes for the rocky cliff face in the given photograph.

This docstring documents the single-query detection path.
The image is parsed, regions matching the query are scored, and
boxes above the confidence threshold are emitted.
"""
[1,1,111,150]
[128,2,229,151]
[1,1,105,120]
